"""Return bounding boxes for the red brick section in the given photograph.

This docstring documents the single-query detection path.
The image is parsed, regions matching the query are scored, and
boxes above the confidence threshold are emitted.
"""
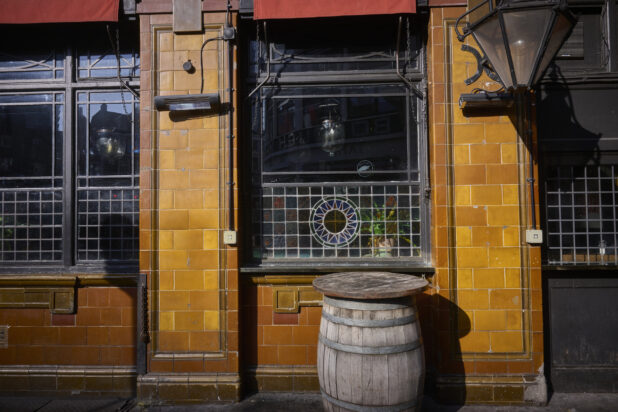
[0,287,137,366]
[242,283,320,367]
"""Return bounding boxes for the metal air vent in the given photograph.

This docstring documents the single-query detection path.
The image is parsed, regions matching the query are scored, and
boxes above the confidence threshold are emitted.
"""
[0,326,7,348]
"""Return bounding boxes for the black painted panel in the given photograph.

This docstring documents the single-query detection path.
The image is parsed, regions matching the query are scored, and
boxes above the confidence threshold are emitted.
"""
[547,276,618,392]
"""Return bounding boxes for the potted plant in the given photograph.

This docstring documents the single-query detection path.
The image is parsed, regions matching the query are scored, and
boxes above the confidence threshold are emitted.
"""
[361,197,411,257]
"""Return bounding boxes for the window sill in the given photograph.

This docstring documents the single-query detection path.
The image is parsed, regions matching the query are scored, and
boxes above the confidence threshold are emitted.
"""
[240,262,435,275]
[542,264,618,272]
[0,273,139,287]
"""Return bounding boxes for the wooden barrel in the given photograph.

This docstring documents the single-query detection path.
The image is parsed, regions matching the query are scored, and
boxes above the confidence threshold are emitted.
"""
[317,295,424,412]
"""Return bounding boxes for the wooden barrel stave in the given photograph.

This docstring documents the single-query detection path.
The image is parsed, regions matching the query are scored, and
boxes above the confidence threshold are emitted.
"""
[318,296,424,412]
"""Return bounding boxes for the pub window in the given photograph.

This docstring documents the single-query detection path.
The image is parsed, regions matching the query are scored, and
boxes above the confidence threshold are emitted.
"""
[538,82,618,266]
[0,24,139,271]
[243,16,429,266]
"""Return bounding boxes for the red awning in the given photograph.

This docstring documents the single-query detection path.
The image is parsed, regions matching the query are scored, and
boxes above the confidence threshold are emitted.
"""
[254,0,416,20]
[0,0,119,24]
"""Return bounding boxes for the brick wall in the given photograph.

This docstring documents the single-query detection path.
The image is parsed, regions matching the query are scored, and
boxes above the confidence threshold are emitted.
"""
[0,287,136,366]
[0,286,136,396]
[242,282,321,392]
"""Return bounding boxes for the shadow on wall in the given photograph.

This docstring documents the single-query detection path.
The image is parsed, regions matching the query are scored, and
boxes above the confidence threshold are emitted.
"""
[419,291,471,407]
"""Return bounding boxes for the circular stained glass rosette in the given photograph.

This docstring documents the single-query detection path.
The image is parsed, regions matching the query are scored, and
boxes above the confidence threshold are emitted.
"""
[310,198,359,247]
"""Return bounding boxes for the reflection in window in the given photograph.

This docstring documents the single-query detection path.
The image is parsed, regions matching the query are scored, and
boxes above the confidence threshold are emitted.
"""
[77,50,139,79]
[76,91,139,262]
[0,51,65,81]
[0,23,139,269]
[0,94,64,261]
[261,86,417,183]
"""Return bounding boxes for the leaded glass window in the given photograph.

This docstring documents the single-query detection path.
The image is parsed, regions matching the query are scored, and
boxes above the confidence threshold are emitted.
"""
[0,24,139,271]
[544,164,618,265]
[244,16,429,265]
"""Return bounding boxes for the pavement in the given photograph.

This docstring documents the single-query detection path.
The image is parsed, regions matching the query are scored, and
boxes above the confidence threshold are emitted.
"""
[1,392,618,412]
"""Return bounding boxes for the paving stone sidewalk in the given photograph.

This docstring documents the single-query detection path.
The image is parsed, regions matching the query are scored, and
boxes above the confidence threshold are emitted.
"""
[1,392,617,412]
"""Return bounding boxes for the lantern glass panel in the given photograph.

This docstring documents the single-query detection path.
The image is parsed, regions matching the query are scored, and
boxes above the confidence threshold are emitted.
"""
[503,8,553,87]
[533,12,575,84]
[472,14,514,88]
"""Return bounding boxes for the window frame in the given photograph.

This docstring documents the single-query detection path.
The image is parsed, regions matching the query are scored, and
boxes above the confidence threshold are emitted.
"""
[240,15,432,271]
[0,24,140,273]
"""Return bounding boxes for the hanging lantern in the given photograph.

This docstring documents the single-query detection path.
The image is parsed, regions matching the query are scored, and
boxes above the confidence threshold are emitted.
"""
[95,128,126,159]
[456,0,576,90]
[319,102,345,157]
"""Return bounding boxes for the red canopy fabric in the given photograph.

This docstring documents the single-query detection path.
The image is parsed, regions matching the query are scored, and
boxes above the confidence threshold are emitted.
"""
[0,0,119,24]
[254,0,416,20]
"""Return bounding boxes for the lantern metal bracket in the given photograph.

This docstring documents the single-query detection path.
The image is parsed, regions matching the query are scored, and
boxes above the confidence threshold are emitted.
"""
[461,44,502,85]
[459,91,514,110]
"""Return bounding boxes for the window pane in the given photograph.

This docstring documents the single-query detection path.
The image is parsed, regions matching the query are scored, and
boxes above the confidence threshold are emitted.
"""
[0,190,63,262]
[0,94,65,262]
[77,91,137,179]
[260,85,417,183]
[252,185,422,260]
[545,164,618,265]
[0,94,64,187]
[76,91,139,263]
[0,51,64,81]
[76,23,140,79]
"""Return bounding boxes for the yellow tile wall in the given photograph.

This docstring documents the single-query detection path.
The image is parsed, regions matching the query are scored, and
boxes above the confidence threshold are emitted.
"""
[428,7,543,380]
[155,28,223,353]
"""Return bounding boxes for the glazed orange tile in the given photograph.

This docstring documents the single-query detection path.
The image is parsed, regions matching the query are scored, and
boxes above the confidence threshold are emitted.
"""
[470,144,501,164]
[158,331,189,352]
[188,209,219,229]
[488,247,520,268]
[187,250,218,269]
[174,190,204,209]
[278,345,307,365]
[262,325,294,345]
[453,165,486,185]
[158,291,190,311]
[486,164,519,184]
[203,310,220,330]
[471,226,503,247]
[174,270,204,290]
[490,331,523,352]
[470,185,503,206]
[158,250,188,270]
[457,289,489,310]
[487,206,520,226]
[459,331,490,352]
[188,331,220,352]
[489,289,522,310]
[474,310,507,331]
[174,311,203,331]
[292,325,319,345]
[473,268,505,289]
[173,230,204,250]
[189,290,219,310]
[455,206,487,227]
[257,345,278,365]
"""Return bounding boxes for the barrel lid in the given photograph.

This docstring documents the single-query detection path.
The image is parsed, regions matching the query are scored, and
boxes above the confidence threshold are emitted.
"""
[312,272,428,299]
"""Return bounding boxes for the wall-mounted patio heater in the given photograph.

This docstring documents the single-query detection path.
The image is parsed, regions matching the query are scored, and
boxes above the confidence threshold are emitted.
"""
[154,93,220,112]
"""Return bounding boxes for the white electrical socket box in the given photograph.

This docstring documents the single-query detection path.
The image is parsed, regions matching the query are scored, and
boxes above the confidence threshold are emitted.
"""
[526,229,543,244]
[223,230,237,245]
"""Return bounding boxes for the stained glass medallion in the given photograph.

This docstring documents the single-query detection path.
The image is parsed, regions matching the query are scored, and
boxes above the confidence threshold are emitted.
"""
[310,198,359,247]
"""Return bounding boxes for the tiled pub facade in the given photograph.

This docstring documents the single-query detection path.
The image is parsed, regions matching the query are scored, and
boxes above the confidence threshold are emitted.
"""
[2,0,603,406]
